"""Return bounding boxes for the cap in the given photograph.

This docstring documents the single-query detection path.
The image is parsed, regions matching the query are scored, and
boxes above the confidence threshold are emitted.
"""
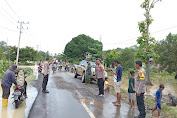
[12,64,17,69]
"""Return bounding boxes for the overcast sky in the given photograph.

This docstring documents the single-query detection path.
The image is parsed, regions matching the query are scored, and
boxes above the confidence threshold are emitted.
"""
[0,0,177,54]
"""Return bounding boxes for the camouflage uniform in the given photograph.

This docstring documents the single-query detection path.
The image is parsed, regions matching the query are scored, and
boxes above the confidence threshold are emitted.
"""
[86,65,91,84]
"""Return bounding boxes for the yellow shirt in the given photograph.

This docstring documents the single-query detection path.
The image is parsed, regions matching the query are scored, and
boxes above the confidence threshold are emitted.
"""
[104,81,109,90]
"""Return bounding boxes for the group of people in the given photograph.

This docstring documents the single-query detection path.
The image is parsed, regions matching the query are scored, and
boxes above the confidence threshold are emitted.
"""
[1,57,176,118]
[93,59,176,118]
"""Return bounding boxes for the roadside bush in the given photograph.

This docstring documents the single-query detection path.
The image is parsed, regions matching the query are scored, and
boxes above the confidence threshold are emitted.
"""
[18,61,35,66]
[15,67,33,76]
[0,60,9,79]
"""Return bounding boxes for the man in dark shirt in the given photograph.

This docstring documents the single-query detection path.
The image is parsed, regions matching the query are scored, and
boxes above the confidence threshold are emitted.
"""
[110,59,123,106]
[1,64,17,107]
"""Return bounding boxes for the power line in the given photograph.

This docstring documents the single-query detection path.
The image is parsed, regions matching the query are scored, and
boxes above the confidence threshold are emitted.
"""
[0,10,17,26]
[1,7,17,23]
[151,26,177,34]
[105,25,177,45]
[0,26,17,32]
[3,0,22,21]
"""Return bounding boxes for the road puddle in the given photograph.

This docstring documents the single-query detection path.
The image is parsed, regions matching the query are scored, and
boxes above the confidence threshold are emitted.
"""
[81,99,104,106]
[0,85,38,118]
[0,65,38,118]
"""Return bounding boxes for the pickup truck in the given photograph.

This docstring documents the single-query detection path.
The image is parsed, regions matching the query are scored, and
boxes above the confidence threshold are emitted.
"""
[74,60,107,83]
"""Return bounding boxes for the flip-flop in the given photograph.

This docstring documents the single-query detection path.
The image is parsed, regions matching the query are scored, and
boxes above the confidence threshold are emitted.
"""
[114,103,121,106]
[112,101,117,104]
[99,94,104,97]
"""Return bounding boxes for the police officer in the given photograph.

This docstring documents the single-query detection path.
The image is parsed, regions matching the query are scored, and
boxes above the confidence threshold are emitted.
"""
[134,60,146,118]
[1,64,17,107]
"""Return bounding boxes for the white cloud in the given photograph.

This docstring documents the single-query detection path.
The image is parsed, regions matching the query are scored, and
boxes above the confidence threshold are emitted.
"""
[0,0,177,54]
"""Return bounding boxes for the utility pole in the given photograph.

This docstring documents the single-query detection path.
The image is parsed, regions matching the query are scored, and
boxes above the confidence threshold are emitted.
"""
[36,45,40,63]
[100,35,102,42]
[16,21,29,65]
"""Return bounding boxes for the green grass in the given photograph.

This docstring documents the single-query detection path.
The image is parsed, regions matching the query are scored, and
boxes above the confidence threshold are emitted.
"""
[107,70,177,118]
[161,103,177,118]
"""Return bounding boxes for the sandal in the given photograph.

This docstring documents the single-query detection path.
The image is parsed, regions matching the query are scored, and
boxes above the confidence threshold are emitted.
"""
[114,103,121,106]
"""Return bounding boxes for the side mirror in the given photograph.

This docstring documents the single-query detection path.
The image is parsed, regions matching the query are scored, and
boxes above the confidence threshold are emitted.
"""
[81,64,85,67]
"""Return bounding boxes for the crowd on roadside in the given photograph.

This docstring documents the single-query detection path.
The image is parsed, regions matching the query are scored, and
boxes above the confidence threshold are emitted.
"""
[1,57,177,118]
[91,59,176,118]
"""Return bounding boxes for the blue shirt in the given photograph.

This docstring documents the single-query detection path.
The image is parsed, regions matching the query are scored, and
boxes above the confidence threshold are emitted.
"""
[116,65,123,82]
[1,69,17,88]
[156,89,162,104]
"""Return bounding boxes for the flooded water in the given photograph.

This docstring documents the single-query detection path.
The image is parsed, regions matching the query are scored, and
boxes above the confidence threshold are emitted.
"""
[0,65,38,118]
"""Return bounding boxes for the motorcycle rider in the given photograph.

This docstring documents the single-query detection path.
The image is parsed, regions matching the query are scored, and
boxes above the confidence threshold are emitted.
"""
[65,61,70,71]
[59,60,63,69]
[1,64,17,107]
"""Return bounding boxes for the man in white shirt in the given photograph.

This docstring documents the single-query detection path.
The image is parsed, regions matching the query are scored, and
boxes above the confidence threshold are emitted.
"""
[42,58,53,93]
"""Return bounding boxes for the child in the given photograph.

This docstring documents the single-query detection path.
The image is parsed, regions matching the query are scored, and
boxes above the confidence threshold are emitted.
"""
[168,93,177,106]
[152,84,165,118]
[104,77,112,92]
[128,71,136,108]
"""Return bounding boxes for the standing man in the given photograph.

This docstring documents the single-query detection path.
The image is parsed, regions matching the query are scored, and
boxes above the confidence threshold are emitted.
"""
[134,60,146,118]
[110,59,123,106]
[42,58,53,93]
[86,62,91,84]
[95,59,105,96]
[1,64,17,107]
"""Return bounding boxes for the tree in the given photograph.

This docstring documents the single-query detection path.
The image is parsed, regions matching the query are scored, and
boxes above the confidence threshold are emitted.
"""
[155,33,177,74]
[18,46,37,62]
[136,0,162,85]
[64,34,103,61]
[0,41,8,60]
[119,48,135,71]
[9,46,17,62]
[105,50,120,67]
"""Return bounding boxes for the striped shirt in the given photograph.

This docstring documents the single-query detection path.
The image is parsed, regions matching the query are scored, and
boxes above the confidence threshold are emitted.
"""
[96,64,105,79]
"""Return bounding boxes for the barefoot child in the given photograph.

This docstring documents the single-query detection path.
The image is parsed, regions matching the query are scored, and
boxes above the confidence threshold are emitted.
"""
[152,84,165,118]
[128,71,136,108]
[104,77,113,92]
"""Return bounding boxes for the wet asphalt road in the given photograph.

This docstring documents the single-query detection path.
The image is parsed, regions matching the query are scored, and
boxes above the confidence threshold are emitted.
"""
[28,70,139,118]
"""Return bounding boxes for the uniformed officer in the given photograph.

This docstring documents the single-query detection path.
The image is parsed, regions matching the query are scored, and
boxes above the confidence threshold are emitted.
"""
[134,60,146,118]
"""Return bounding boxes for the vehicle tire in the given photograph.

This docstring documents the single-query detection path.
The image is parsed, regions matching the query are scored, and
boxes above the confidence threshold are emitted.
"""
[74,70,78,78]
[15,100,19,108]
[82,72,86,83]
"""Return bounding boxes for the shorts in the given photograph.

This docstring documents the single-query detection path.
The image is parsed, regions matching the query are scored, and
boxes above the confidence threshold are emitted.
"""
[114,81,121,93]
[1,84,10,99]
[155,103,161,110]
[129,93,135,101]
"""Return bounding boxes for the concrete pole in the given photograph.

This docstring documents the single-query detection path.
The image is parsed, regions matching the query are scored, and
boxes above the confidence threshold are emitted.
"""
[16,22,22,65]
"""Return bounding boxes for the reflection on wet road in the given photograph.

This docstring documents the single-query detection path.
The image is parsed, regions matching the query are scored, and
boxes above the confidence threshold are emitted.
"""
[0,66,38,118]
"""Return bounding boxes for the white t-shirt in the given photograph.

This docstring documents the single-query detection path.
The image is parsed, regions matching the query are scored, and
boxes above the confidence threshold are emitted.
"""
[114,74,117,83]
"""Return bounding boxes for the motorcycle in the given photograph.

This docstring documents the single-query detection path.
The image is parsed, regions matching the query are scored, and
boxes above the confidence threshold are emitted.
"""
[65,65,70,72]
[58,64,62,71]
[13,86,26,108]
[52,63,57,73]
[38,65,42,73]
[13,69,26,108]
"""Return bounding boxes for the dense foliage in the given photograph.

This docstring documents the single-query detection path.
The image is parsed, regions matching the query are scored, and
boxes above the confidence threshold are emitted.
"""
[15,67,33,76]
[155,33,177,74]
[105,48,135,71]
[0,60,9,79]
[0,41,52,64]
[64,34,103,61]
